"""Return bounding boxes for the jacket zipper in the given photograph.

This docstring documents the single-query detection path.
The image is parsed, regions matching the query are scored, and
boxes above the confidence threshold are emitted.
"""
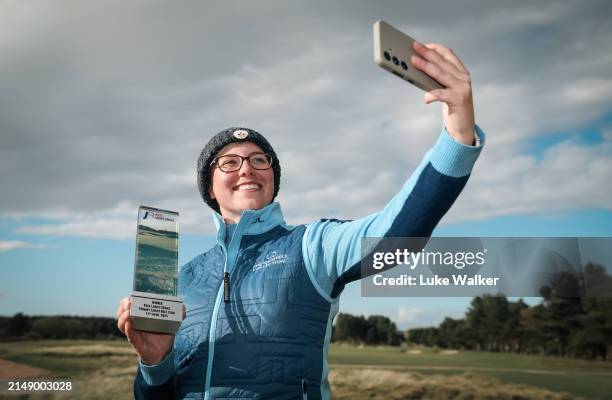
[204,217,245,399]
[223,272,230,302]
[302,378,308,400]
[203,246,228,400]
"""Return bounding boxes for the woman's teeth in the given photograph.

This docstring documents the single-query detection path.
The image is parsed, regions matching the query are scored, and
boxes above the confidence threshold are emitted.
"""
[236,183,260,191]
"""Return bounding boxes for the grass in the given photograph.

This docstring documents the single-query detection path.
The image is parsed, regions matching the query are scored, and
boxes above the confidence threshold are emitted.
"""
[0,340,138,400]
[0,340,610,399]
[329,344,612,399]
[329,367,573,400]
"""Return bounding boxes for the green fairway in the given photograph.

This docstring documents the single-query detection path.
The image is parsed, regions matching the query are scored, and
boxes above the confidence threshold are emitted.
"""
[329,344,612,399]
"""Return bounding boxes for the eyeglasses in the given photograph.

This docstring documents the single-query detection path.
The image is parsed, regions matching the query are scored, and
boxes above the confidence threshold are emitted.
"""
[211,153,273,173]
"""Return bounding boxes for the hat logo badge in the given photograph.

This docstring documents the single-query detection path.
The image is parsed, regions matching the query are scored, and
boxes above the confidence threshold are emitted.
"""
[233,129,249,139]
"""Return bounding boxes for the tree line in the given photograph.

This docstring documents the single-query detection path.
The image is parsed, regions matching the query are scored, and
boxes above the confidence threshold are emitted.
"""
[409,262,612,360]
[0,314,123,341]
[332,313,402,345]
[1,308,405,344]
[1,311,404,345]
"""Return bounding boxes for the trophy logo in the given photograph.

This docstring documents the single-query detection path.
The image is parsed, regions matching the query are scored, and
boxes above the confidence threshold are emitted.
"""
[130,206,183,334]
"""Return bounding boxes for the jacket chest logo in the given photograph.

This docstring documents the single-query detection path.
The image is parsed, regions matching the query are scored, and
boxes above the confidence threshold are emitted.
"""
[252,251,288,272]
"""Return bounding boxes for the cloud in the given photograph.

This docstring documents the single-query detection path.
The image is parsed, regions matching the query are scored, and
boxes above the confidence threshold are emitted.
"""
[395,306,465,330]
[1,0,611,237]
[16,219,134,240]
[562,79,612,105]
[444,139,612,224]
[0,240,46,252]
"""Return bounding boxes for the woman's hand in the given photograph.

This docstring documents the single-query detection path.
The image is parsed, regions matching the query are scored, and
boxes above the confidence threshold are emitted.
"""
[116,297,185,365]
[410,41,475,145]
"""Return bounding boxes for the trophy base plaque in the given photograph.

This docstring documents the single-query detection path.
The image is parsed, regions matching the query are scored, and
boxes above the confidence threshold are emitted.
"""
[130,291,182,334]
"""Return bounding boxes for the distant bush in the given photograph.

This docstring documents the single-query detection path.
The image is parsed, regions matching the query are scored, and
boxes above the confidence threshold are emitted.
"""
[0,314,124,341]
[22,331,42,340]
[332,313,402,346]
[406,263,612,361]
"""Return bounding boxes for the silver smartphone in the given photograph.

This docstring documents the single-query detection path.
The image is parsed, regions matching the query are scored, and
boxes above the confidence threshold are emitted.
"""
[373,20,444,92]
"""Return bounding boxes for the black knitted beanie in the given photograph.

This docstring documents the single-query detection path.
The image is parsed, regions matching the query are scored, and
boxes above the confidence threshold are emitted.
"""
[197,127,281,213]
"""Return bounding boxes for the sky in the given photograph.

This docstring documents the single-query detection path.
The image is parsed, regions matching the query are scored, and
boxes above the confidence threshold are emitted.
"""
[1,0,611,330]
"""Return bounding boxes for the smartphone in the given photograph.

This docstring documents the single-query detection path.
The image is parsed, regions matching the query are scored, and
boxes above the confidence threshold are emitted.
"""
[373,20,444,92]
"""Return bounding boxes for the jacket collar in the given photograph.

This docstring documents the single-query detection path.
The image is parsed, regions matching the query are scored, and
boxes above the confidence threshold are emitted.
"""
[211,202,286,244]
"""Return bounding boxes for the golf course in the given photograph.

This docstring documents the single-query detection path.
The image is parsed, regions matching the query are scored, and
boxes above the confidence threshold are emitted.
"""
[0,340,610,399]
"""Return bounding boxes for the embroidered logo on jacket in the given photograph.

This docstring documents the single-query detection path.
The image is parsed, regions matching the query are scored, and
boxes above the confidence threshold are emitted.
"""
[252,251,288,272]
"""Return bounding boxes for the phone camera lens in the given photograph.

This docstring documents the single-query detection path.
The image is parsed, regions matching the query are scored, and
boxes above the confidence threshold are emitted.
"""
[400,61,408,70]
[384,51,391,61]
[392,56,399,65]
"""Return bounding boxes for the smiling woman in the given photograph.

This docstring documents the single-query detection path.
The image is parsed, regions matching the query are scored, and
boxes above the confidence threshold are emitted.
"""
[197,128,282,221]
[208,141,276,223]
[116,40,486,400]
[117,125,484,400]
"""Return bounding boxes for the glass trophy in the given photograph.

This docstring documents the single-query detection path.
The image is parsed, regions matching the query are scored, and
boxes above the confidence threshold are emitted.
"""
[130,206,183,334]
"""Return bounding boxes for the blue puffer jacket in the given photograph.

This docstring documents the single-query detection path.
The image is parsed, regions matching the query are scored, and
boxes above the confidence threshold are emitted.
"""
[134,127,485,399]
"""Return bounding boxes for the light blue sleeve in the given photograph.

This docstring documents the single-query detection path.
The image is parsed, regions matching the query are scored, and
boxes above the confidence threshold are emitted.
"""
[138,349,176,386]
[302,126,486,300]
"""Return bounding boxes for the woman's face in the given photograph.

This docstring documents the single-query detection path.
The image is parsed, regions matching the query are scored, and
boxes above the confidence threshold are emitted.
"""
[209,142,274,223]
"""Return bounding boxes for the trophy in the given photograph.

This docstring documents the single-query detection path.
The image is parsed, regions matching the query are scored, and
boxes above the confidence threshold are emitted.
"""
[130,206,182,334]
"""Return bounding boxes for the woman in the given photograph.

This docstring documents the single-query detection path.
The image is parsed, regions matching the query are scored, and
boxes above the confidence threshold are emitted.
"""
[117,41,485,399]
